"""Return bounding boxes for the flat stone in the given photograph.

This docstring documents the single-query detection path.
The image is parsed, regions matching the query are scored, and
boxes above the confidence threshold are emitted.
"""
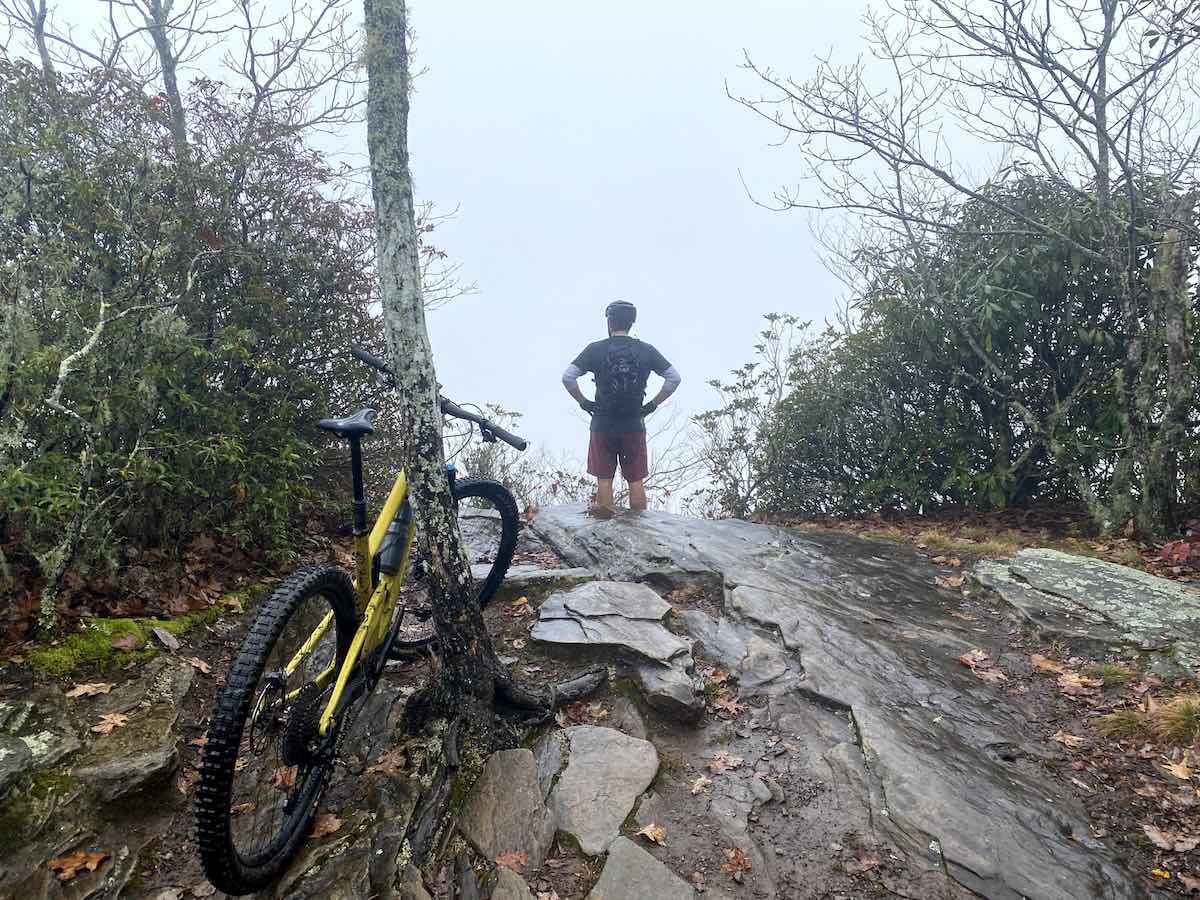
[975,548,1200,665]
[632,662,704,722]
[0,686,80,768]
[585,837,694,900]
[633,791,665,829]
[458,749,556,872]
[549,726,659,855]
[492,868,534,900]
[531,581,691,665]
[533,504,1148,900]
[0,734,33,794]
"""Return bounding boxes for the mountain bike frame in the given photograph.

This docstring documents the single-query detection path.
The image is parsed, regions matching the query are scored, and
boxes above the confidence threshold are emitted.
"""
[273,345,529,742]
[281,450,417,740]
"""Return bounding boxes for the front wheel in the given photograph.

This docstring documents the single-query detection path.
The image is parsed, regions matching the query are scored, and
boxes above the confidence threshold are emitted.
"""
[195,565,359,896]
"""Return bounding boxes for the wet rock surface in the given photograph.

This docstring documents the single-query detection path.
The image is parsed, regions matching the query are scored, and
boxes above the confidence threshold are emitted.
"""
[458,748,557,872]
[975,547,1200,665]
[532,505,1149,900]
[548,725,659,855]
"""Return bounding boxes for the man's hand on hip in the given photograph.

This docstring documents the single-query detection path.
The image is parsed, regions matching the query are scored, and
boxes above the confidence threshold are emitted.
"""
[640,401,658,417]
[579,398,597,414]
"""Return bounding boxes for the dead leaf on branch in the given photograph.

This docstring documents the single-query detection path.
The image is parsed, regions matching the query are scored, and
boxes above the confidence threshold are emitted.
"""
[495,851,529,873]
[91,713,129,734]
[66,682,113,698]
[48,849,109,882]
[636,823,667,846]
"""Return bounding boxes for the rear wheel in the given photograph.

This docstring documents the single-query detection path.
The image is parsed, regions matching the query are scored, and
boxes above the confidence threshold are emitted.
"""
[195,565,359,896]
[387,476,520,656]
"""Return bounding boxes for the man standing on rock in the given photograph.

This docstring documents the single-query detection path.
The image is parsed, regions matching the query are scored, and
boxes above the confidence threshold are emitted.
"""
[562,300,681,511]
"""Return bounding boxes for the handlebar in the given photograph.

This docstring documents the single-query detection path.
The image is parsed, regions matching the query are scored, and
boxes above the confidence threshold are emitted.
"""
[350,344,528,452]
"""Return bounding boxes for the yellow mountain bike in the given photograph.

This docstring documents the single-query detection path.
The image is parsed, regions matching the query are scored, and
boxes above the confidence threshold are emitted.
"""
[195,346,527,896]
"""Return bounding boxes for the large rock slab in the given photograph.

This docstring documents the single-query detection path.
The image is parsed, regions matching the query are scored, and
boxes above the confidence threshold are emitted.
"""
[548,726,659,855]
[71,657,194,800]
[531,581,691,665]
[0,734,33,795]
[533,505,1149,900]
[492,868,535,900]
[585,837,694,900]
[458,749,556,872]
[975,548,1200,665]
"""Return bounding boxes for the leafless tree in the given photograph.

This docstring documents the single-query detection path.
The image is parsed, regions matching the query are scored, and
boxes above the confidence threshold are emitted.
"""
[732,0,1200,537]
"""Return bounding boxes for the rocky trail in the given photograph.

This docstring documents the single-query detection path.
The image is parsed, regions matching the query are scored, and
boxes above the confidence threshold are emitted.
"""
[5,506,1200,900]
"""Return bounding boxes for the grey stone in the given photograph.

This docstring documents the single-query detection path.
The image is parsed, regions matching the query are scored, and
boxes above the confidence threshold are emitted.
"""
[492,868,534,900]
[531,730,567,801]
[0,734,33,794]
[975,548,1200,665]
[72,658,194,800]
[533,504,1149,900]
[607,696,647,740]
[549,726,659,855]
[531,581,691,665]
[632,662,704,722]
[0,686,80,768]
[397,863,432,900]
[585,837,694,900]
[458,749,556,872]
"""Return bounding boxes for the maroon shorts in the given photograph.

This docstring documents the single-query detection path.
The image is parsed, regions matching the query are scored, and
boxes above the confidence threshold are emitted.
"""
[587,430,649,482]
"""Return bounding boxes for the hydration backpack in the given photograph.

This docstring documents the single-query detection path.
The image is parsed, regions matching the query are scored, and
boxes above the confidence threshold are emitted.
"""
[597,341,644,415]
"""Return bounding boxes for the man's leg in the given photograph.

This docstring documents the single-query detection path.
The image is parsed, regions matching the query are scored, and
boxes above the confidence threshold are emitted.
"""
[620,431,650,511]
[596,478,616,509]
[588,431,618,510]
[628,480,647,510]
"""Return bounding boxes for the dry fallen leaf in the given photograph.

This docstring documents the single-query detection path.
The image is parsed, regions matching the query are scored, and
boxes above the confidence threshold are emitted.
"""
[950,612,977,621]
[720,846,752,882]
[111,634,141,651]
[1164,756,1194,781]
[1179,872,1200,894]
[958,649,1007,683]
[311,814,343,838]
[1051,730,1085,750]
[495,851,529,873]
[91,713,129,734]
[368,748,407,777]
[511,638,527,650]
[936,574,966,589]
[707,752,745,774]
[270,766,298,790]
[66,683,113,699]
[554,710,568,727]
[1057,672,1103,696]
[191,882,216,898]
[636,823,667,846]
[185,656,211,675]
[1030,654,1067,675]
[691,775,713,795]
[710,689,747,718]
[844,850,882,874]
[152,626,181,651]
[49,849,109,882]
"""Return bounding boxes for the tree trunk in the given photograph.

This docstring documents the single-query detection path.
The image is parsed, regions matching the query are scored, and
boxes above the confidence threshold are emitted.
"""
[363,0,507,725]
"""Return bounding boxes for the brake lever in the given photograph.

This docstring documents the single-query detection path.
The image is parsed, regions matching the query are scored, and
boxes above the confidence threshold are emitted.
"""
[479,427,497,444]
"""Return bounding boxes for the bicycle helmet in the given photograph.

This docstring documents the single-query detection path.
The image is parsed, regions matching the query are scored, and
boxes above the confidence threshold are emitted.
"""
[605,300,637,328]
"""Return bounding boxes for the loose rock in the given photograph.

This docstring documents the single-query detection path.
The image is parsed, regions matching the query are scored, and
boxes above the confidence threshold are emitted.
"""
[549,726,658,855]
[458,749,556,872]
[585,836,695,900]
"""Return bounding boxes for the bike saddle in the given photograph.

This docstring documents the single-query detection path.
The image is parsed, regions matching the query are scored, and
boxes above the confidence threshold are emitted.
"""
[317,408,377,438]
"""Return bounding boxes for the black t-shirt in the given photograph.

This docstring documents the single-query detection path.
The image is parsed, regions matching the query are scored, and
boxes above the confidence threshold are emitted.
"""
[571,336,671,432]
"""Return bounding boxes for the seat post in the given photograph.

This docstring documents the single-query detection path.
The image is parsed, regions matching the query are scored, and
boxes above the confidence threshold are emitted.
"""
[348,436,367,535]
